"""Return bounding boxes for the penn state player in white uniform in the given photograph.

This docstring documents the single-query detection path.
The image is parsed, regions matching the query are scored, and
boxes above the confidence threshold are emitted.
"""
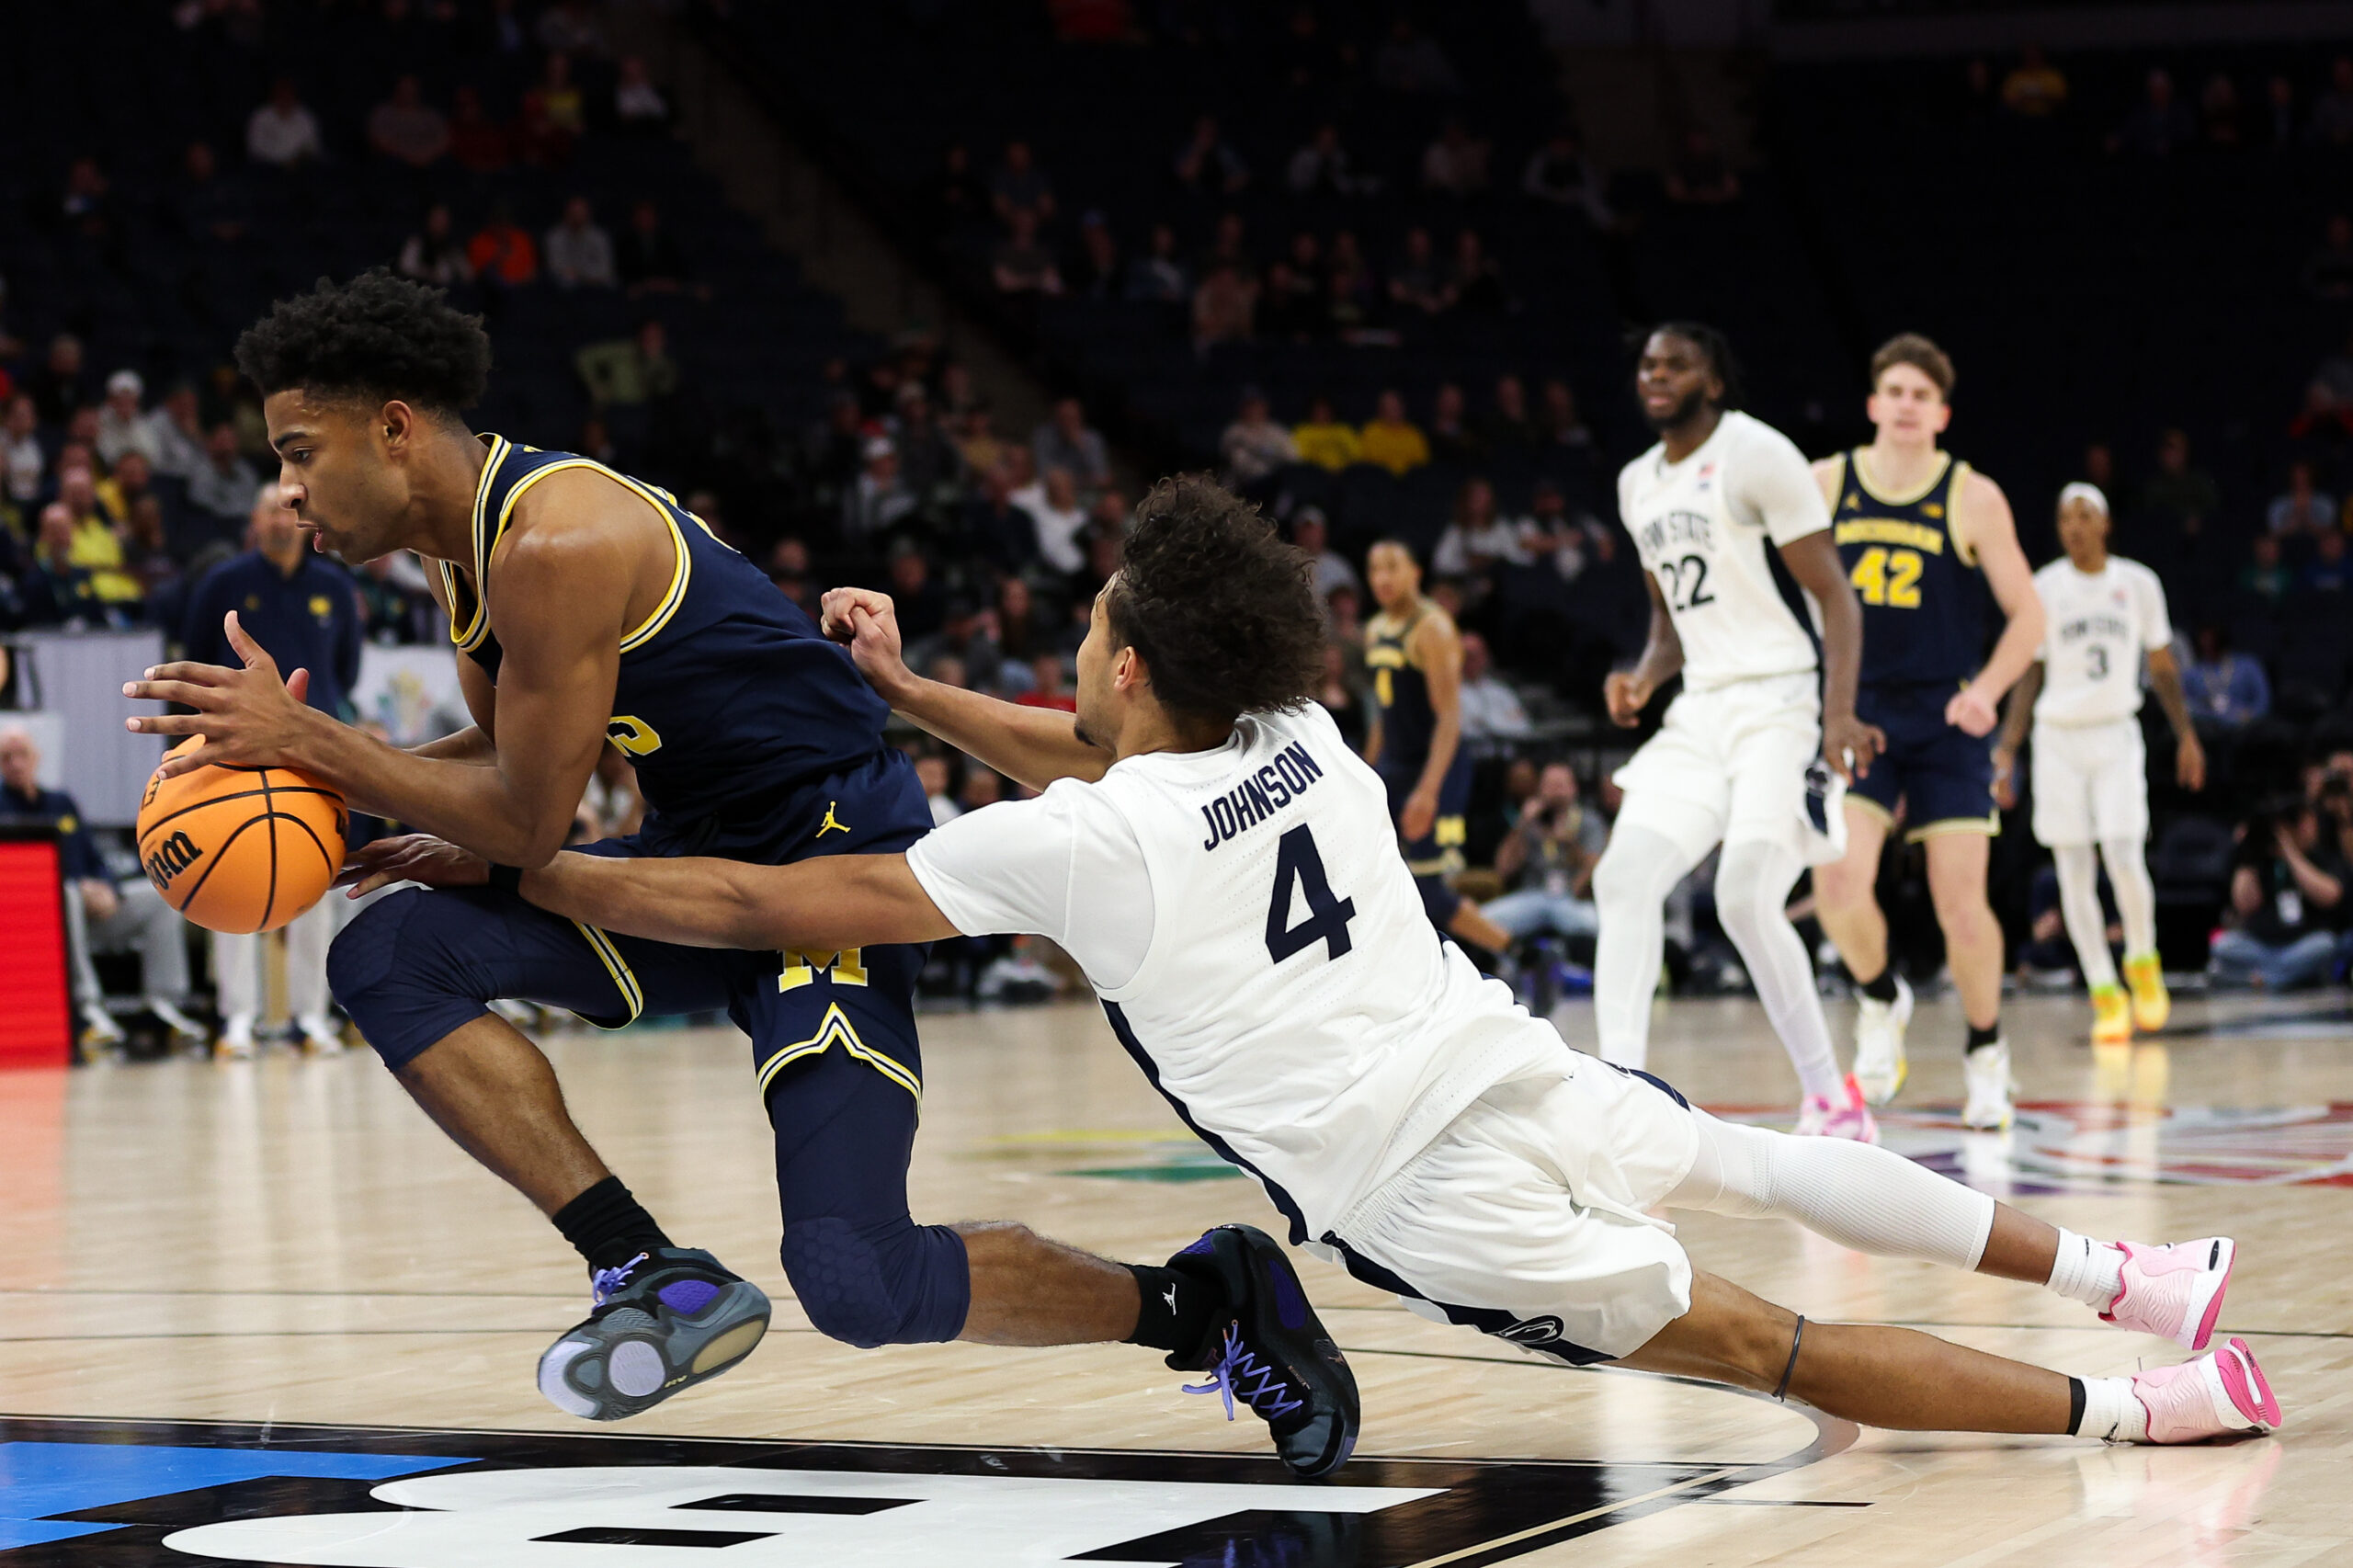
[360,476,2275,1449]
[1995,483,2205,1044]
[1599,324,1883,1138]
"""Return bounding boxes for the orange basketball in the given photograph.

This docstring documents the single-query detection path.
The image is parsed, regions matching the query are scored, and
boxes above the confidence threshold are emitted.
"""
[136,737,348,934]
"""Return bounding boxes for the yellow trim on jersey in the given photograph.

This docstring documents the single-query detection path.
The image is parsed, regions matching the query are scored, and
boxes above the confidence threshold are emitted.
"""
[447,435,512,651]
[1845,793,1897,829]
[1849,449,1954,508]
[1362,642,1408,670]
[1906,811,2001,844]
[613,475,693,653]
[1948,460,1979,567]
[569,918,645,1025]
[755,1002,921,1101]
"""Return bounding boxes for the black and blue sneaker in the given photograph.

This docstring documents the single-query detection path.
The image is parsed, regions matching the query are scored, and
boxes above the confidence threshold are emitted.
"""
[538,1247,771,1421]
[1165,1224,1359,1478]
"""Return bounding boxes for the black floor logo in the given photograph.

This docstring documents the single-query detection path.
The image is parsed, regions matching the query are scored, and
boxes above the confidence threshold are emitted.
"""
[0,1415,1819,1566]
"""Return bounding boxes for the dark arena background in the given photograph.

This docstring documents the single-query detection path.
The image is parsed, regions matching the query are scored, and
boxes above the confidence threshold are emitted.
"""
[1,1,2349,1563]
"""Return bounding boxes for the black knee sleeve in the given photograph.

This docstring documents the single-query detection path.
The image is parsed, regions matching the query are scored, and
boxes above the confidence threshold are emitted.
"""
[779,1214,971,1348]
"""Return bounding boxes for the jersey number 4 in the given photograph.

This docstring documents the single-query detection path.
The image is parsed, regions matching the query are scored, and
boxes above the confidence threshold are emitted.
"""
[1266,824,1358,963]
[1848,546,1923,608]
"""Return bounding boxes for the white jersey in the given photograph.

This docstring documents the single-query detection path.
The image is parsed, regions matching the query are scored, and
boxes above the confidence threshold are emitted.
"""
[1616,409,1832,691]
[2031,555,2170,727]
[905,702,1561,1240]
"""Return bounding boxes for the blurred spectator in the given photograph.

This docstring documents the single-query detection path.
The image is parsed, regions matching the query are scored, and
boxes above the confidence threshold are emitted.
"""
[520,51,585,164]
[990,140,1056,228]
[398,203,472,287]
[368,74,449,167]
[1324,228,1380,337]
[1287,123,1372,197]
[0,729,199,1051]
[767,537,817,617]
[2200,73,2244,149]
[995,575,1048,665]
[1435,475,1537,577]
[448,85,513,173]
[188,425,261,526]
[55,156,119,253]
[356,552,434,643]
[954,403,1008,475]
[908,597,1003,688]
[1124,222,1189,302]
[2302,527,2352,593]
[992,210,1064,295]
[842,437,916,543]
[614,56,670,131]
[1540,379,1597,454]
[1029,468,1089,574]
[1999,45,2068,117]
[26,505,97,625]
[2109,68,2196,156]
[2211,802,2344,989]
[931,143,987,233]
[1522,130,1615,228]
[98,451,158,533]
[1451,229,1507,312]
[2310,57,2353,148]
[2241,533,2290,599]
[538,0,607,53]
[467,202,540,286]
[1484,373,1536,451]
[1017,652,1077,711]
[2267,75,2300,150]
[58,469,141,609]
[2269,462,2336,534]
[1428,382,1482,465]
[1032,398,1109,488]
[892,390,959,499]
[246,78,325,167]
[1071,212,1121,299]
[173,142,249,244]
[1198,210,1256,278]
[1422,119,1491,196]
[96,371,161,469]
[1220,389,1298,488]
[2182,623,2269,726]
[2141,428,2219,533]
[574,319,679,409]
[28,333,91,425]
[1387,226,1453,316]
[146,382,206,482]
[1358,390,1429,476]
[1258,256,1323,341]
[1190,261,1257,350]
[3,396,41,506]
[1666,129,1740,203]
[1292,395,1361,471]
[1315,642,1365,748]
[1173,114,1248,194]
[958,461,1041,574]
[617,200,693,295]
[2302,214,2353,301]
[885,546,948,641]
[544,197,617,289]
[1456,631,1534,750]
[916,754,960,825]
[1486,762,1606,944]
[1293,506,1359,599]
[1371,18,1460,96]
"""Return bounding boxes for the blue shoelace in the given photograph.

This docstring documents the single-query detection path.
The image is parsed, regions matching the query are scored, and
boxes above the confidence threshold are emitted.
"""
[590,1252,648,1306]
[1183,1324,1304,1424]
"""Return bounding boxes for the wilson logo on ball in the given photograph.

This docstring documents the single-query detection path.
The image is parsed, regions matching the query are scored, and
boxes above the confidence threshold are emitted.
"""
[144,830,204,887]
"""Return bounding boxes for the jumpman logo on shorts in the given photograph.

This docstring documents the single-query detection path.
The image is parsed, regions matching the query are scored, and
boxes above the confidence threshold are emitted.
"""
[815,801,849,838]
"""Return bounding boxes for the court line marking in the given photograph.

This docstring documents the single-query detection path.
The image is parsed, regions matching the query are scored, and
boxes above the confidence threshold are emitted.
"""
[1402,1468,1742,1567]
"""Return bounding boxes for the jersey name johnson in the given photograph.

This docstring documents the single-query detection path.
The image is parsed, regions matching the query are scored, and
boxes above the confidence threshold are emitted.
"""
[1200,737,1326,850]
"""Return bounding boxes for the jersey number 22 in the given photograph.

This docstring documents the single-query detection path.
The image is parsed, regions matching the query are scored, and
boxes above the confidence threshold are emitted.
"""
[1266,824,1358,963]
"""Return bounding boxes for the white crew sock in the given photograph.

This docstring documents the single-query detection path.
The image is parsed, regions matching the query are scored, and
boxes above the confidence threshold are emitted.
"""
[2101,837,2159,962]
[2074,1375,2148,1442]
[2046,1227,2127,1310]
[2052,843,2119,989]
[1716,837,1844,1101]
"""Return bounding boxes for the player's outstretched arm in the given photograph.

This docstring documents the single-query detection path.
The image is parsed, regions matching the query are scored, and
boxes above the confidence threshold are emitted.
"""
[821,585,1112,790]
[1991,662,2042,809]
[1951,472,2046,735]
[2144,645,2206,790]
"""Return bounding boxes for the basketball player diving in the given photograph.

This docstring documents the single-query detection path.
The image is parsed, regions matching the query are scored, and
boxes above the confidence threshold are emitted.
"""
[1596,324,1883,1138]
[120,273,1358,1479]
[355,475,2279,1449]
[1811,335,2046,1131]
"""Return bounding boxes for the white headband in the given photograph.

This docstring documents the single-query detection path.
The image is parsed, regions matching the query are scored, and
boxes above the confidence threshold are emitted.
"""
[2058,482,2109,516]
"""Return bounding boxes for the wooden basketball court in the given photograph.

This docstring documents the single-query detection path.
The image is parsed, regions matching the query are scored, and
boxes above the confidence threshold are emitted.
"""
[1,989,2343,1564]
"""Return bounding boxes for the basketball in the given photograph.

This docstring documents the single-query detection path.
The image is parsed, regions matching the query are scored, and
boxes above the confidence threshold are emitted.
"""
[135,737,348,935]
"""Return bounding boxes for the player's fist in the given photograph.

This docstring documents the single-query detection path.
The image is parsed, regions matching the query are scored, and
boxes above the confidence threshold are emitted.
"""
[1822,710,1885,782]
[1602,670,1653,728]
[1945,684,1999,738]
[1400,784,1438,844]
[819,586,914,702]
[2177,731,2207,791]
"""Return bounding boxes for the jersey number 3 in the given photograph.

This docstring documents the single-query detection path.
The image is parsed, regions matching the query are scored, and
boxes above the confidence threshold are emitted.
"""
[1266,824,1358,964]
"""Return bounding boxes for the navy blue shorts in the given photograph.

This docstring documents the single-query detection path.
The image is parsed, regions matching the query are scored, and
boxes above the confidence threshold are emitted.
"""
[1850,682,1997,838]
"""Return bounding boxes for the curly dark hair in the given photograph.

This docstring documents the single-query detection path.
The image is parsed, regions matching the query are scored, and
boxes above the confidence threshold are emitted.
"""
[234,269,492,414]
[1647,319,1745,409]
[1108,475,1324,727]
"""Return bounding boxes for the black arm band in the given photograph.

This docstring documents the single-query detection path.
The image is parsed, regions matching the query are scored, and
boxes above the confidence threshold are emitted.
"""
[1772,1314,1807,1403]
[488,863,524,895]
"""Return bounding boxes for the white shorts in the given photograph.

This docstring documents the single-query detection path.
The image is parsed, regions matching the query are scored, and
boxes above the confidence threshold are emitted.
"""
[2031,718,2148,847]
[1323,1049,1700,1362]
[1611,672,1822,862]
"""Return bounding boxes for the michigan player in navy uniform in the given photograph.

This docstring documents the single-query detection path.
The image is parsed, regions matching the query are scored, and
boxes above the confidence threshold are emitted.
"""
[1362,540,1511,953]
[1810,335,2045,1130]
[122,273,1358,1477]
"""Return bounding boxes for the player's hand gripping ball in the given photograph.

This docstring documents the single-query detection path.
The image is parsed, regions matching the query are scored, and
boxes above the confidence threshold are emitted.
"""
[136,736,347,933]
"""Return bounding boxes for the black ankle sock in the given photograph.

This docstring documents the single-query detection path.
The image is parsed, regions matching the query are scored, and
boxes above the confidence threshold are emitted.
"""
[1124,1264,1220,1355]
[1965,1021,2002,1053]
[2066,1376,2088,1436]
[552,1176,675,1273]
[1857,969,1899,1004]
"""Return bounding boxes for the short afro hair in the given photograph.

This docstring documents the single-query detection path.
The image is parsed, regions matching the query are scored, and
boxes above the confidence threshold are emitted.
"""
[1108,475,1324,728]
[1647,320,1745,409]
[235,268,491,415]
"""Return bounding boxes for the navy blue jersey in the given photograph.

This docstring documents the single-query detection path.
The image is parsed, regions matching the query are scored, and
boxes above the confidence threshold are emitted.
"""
[1365,604,1440,773]
[440,435,893,824]
[185,551,363,719]
[0,784,104,883]
[1831,450,1990,687]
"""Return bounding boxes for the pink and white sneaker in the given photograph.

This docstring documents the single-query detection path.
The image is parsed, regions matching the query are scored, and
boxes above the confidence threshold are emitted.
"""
[1794,1074,1879,1143]
[2131,1338,2281,1443]
[2102,1237,2236,1350]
